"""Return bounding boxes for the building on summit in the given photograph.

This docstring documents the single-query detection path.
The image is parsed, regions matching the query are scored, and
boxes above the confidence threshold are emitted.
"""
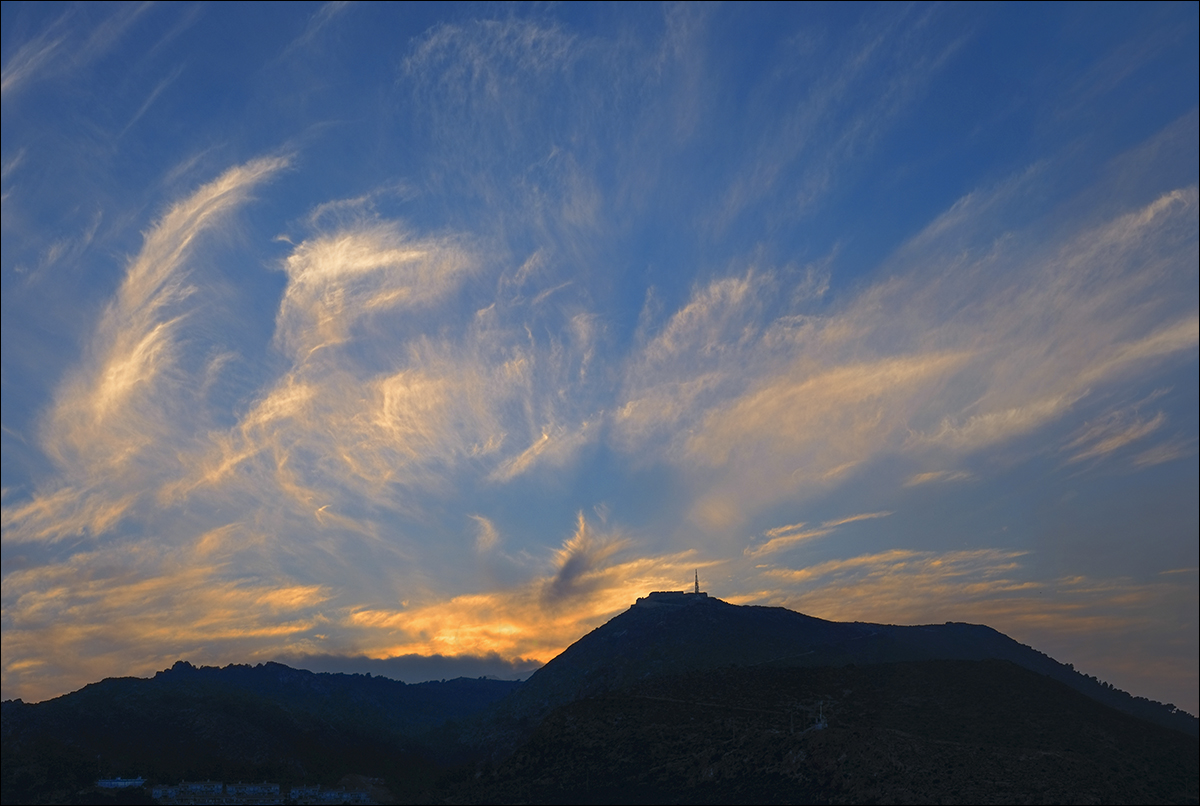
[633,570,710,608]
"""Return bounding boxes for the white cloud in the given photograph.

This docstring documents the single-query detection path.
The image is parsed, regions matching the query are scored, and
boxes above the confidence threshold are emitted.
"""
[616,181,1198,533]
[1,27,66,98]
[282,1,352,54]
[4,156,288,543]
[1064,411,1166,465]
[746,511,892,559]
[1133,438,1198,468]
[904,470,972,487]
[1,4,150,99]
[822,511,893,528]
[275,222,475,358]
[744,528,832,559]
[471,515,500,553]
[922,395,1080,452]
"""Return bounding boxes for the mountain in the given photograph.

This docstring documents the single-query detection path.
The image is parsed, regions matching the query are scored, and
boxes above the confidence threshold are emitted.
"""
[1,662,520,804]
[454,660,1199,805]
[4,596,1196,804]
[489,593,1196,737]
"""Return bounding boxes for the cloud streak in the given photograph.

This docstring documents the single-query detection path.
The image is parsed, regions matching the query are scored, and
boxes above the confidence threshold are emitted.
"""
[617,177,1198,534]
[5,156,288,545]
[1,3,151,99]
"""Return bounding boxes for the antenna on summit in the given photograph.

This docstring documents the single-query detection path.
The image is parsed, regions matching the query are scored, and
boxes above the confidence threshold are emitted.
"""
[694,569,699,595]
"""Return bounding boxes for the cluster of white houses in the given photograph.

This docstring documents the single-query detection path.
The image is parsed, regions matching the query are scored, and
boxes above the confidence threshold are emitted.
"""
[99,778,372,805]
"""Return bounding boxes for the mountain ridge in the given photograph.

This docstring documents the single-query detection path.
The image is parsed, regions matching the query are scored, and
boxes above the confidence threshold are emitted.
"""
[453,659,1199,805]
[3,596,1196,804]
[1,662,521,803]
[491,595,1196,737]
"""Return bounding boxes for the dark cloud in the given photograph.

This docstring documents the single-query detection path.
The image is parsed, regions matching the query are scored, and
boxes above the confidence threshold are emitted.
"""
[543,513,627,603]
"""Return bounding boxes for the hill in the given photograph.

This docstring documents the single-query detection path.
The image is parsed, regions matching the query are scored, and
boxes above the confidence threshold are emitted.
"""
[489,593,1196,738]
[454,660,1199,804]
[1,662,520,804]
[3,596,1195,804]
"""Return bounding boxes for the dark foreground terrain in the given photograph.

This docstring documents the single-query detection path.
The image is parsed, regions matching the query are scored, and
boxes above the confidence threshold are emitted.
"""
[4,597,1197,804]
[452,661,1198,805]
[1,662,520,804]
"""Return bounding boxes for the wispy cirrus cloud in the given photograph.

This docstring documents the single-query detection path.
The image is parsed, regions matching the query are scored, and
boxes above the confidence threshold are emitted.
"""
[4,156,289,545]
[163,205,607,528]
[714,4,968,229]
[275,222,476,358]
[1,26,65,99]
[120,63,185,136]
[1063,410,1167,465]
[617,165,1198,534]
[764,548,1029,596]
[744,527,833,559]
[822,511,893,528]
[281,1,353,55]
[1133,438,1198,468]
[0,486,137,546]
[470,515,501,553]
[904,470,972,487]
[746,511,894,559]
[47,156,289,468]
[1,3,151,99]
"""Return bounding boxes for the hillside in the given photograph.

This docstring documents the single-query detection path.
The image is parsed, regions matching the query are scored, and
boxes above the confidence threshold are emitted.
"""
[4,596,1195,804]
[1,662,519,804]
[455,660,1199,805]
[489,594,1196,737]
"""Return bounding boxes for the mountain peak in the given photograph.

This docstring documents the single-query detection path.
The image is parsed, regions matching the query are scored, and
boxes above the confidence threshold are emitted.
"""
[497,596,1197,737]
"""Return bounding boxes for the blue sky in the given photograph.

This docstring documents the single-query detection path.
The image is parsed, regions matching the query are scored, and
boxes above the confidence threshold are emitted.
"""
[2,2,1197,714]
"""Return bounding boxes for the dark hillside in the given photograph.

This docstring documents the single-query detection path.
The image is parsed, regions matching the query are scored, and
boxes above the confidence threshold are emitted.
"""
[491,597,1196,737]
[0,662,520,804]
[458,660,1199,805]
[4,600,1194,804]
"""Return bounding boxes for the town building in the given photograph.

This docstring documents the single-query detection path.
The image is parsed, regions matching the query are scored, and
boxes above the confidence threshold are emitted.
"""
[97,776,146,788]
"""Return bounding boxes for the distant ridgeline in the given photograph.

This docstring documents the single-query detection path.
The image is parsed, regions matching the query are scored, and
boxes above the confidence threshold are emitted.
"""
[0,663,521,804]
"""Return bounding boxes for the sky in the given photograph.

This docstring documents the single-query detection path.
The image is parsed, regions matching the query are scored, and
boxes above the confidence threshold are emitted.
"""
[2,2,1197,715]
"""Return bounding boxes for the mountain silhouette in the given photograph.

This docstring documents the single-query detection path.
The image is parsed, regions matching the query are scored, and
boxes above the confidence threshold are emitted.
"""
[453,594,1196,803]
[456,660,1198,805]
[1,662,519,804]
[3,595,1196,804]
[494,594,1196,737]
